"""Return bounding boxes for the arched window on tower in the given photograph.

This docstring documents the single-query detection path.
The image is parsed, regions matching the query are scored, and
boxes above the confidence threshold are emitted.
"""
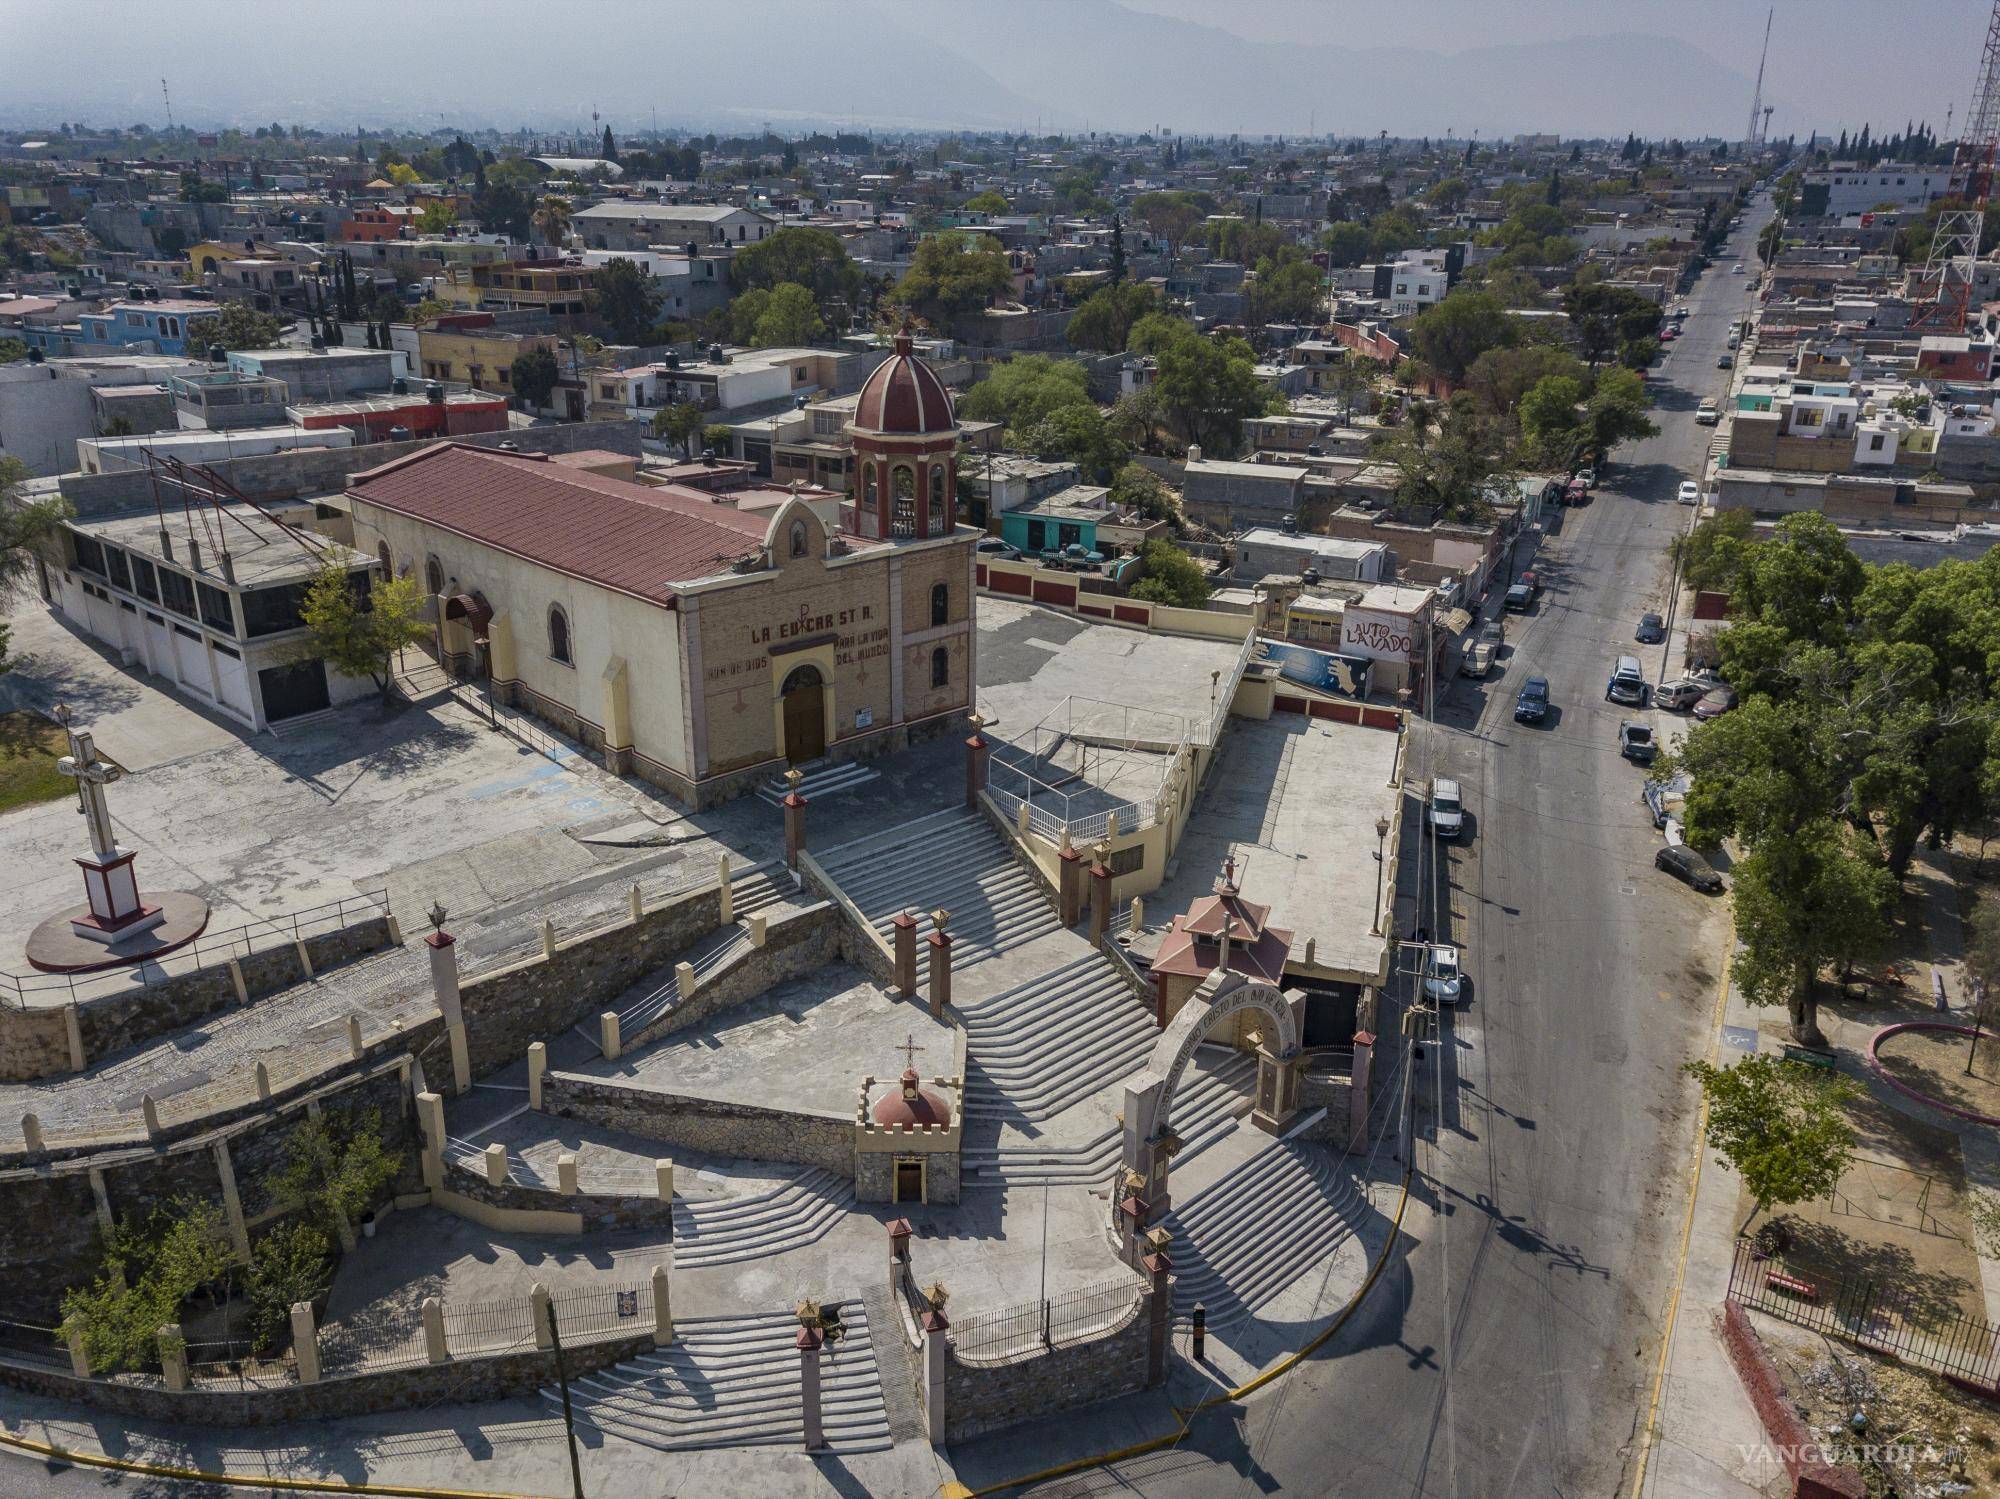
[892,465,916,539]
[862,467,878,511]
[548,606,572,666]
[931,581,948,627]
[928,465,948,534]
[931,645,950,689]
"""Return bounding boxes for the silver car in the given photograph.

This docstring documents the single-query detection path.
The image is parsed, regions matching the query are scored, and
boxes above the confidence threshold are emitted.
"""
[1424,944,1463,1006]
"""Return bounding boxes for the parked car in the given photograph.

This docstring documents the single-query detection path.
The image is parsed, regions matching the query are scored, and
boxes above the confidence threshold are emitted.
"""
[1660,326,1678,342]
[1460,640,1495,678]
[1423,944,1464,1005]
[1660,673,1723,711]
[1635,612,1665,644]
[1656,844,1725,893]
[1695,400,1719,425]
[1606,654,1649,707]
[1619,721,1659,763]
[975,538,1020,559]
[1677,480,1700,504]
[1503,583,1533,613]
[1514,675,1550,724]
[1692,684,1739,720]
[1574,467,1596,488]
[1717,353,1734,369]
[1565,478,1590,505]
[1732,263,1746,274]
[1727,333,1741,349]
[1428,776,1465,840]
[1520,569,1542,596]
[1673,305,1691,320]
[1478,618,1505,648]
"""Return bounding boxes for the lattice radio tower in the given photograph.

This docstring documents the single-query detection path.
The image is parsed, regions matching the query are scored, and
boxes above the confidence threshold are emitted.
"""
[1913,0,2000,333]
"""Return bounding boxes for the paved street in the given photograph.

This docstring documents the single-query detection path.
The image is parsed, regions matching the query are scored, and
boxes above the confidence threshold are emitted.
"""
[1035,205,1772,1499]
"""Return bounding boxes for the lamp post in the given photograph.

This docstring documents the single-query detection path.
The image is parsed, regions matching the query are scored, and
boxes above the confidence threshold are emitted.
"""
[1371,813,1391,935]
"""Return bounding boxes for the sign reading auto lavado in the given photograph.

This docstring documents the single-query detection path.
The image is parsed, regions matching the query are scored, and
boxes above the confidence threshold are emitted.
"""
[1340,607,1415,663]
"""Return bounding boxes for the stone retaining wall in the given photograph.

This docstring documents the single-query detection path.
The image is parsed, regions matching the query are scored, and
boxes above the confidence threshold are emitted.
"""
[0,1060,420,1323]
[458,883,724,1080]
[441,1157,674,1234]
[625,901,841,1052]
[941,1290,1154,1443]
[0,915,394,1084]
[0,1330,651,1425]
[543,1073,854,1179]
[1299,1066,1356,1148]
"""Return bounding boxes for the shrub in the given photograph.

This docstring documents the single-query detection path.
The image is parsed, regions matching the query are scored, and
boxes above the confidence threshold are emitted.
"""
[245,1222,334,1351]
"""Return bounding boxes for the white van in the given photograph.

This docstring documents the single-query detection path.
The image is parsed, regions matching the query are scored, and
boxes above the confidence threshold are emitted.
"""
[1429,777,1465,840]
[1606,655,1649,706]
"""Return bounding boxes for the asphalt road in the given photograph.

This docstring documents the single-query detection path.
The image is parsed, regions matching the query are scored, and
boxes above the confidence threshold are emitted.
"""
[0,210,1775,1499]
[1034,203,1774,1499]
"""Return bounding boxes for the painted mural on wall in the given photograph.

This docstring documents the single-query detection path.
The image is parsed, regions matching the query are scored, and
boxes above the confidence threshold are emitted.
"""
[1257,641,1373,699]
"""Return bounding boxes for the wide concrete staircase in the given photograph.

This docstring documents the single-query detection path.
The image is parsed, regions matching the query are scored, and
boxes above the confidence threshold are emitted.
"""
[813,809,1060,961]
[550,1305,892,1453]
[962,1048,1258,1188]
[671,1167,855,1270]
[757,758,881,805]
[958,953,1155,1122]
[1164,1140,1364,1329]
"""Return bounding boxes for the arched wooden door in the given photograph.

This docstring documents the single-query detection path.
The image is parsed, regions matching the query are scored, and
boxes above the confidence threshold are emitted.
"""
[781,664,826,764]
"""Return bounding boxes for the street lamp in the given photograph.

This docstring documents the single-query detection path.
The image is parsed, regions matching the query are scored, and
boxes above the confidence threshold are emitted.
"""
[1371,813,1391,935]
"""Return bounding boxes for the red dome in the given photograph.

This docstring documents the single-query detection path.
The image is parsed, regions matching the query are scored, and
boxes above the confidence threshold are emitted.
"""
[873,1068,952,1128]
[854,328,956,436]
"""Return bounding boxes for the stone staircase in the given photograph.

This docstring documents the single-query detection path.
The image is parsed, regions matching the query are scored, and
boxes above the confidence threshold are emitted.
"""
[550,1305,892,1453]
[671,1167,855,1270]
[958,953,1155,1122]
[814,809,1060,961]
[757,759,881,805]
[728,863,795,916]
[961,1048,1258,1188]
[1164,1140,1364,1330]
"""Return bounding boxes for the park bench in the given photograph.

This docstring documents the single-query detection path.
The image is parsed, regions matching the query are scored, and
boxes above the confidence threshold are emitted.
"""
[1766,1271,1819,1301]
[1782,1045,1836,1071]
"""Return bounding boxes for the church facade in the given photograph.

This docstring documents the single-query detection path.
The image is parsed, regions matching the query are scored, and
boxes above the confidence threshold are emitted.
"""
[345,332,977,807]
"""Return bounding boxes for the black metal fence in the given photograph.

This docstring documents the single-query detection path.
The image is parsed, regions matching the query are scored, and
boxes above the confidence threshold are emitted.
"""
[948,1278,1143,1364]
[1727,1238,2000,1387]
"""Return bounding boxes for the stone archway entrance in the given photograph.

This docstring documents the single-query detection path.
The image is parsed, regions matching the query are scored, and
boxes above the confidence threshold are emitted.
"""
[781,663,827,764]
[1113,971,1302,1265]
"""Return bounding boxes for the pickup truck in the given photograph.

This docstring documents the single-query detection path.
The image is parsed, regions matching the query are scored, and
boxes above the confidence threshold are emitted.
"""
[1460,641,1495,678]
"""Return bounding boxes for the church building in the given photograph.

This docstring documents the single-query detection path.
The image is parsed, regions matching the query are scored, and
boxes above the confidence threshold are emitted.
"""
[345,329,977,806]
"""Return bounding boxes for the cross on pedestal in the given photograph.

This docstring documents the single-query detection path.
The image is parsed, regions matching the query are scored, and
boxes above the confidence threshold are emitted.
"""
[53,704,164,945]
[894,1033,926,1071]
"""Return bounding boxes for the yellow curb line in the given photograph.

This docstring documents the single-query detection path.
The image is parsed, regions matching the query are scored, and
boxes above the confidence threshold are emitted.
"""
[0,1428,559,1499]
[945,1159,1415,1498]
[1627,928,1736,1499]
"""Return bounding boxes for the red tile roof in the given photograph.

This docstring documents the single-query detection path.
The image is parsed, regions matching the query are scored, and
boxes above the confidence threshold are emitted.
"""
[347,444,769,604]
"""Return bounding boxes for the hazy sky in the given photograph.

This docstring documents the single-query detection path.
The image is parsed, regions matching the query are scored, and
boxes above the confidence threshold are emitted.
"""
[0,0,1987,140]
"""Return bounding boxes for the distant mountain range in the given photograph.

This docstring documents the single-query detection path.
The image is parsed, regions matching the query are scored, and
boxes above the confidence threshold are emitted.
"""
[0,0,1796,140]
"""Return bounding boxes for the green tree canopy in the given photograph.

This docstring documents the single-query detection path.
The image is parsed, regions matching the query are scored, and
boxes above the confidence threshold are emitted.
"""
[1408,291,1516,386]
[1128,316,1275,456]
[728,225,863,318]
[651,402,708,457]
[1066,281,1160,354]
[744,282,826,347]
[960,354,1094,430]
[508,343,559,407]
[292,560,430,700]
[589,257,662,343]
[1249,251,1325,325]
[1682,1055,1859,1227]
[891,232,1012,327]
[1372,394,1509,523]
[1563,281,1663,364]
[961,189,1008,214]
[1130,538,1210,608]
[203,299,284,351]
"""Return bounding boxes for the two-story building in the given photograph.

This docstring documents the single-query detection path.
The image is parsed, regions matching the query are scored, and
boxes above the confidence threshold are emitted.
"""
[571,202,776,252]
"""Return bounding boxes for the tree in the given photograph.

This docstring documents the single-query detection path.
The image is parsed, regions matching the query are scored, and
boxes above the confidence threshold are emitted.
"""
[1563,281,1663,365]
[1463,344,1586,420]
[0,455,72,673]
[1066,281,1159,354]
[960,355,1094,431]
[1131,539,1210,608]
[203,299,284,351]
[1518,374,1590,469]
[1584,365,1659,459]
[891,231,1012,327]
[531,195,572,248]
[270,1108,402,1245]
[1014,403,1126,482]
[509,344,559,408]
[1682,1055,1859,1230]
[651,402,708,457]
[1131,317,1274,456]
[600,124,618,163]
[1109,462,1184,534]
[1731,821,1897,1044]
[1373,394,1510,523]
[1672,508,1755,594]
[414,201,457,235]
[961,189,1008,214]
[1757,220,1783,264]
[746,282,825,347]
[1249,252,1326,325]
[1319,221,1370,268]
[589,257,662,343]
[1108,213,1127,284]
[243,1222,333,1352]
[59,1198,236,1374]
[292,561,430,701]
[1408,291,1515,386]
[728,226,862,319]
[1132,191,1208,266]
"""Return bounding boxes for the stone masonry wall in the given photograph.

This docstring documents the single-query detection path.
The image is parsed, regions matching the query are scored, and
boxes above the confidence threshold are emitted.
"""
[1299,1067,1356,1148]
[626,901,841,1051]
[543,1074,855,1179]
[942,1290,1154,1443]
[0,1330,652,1425]
[441,1156,674,1234]
[458,883,724,1081]
[74,916,395,1075]
[0,1006,71,1083]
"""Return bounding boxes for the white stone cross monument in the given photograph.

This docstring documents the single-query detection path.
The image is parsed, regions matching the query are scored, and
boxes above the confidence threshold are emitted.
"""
[54,704,164,945]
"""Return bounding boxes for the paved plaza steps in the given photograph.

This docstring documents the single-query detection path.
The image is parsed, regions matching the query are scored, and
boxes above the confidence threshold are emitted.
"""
[962,1050,1258,1187]
[814,811,1061,960]
[958,954,1155,1121]
[757,759,881,805]
[1165,1140,1364,1330]
[671,1167,855,1269]
[549,1305,891,1454]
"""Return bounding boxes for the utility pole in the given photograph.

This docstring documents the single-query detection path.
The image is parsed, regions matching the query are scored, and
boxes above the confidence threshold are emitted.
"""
[546,1300,586,1499]
[161,78,174,137]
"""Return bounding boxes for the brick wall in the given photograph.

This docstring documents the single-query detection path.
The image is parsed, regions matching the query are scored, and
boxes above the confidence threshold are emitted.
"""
[0,1329,651,1425]
[542,1073,854,1179]
[1718,1301,1867,1499]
